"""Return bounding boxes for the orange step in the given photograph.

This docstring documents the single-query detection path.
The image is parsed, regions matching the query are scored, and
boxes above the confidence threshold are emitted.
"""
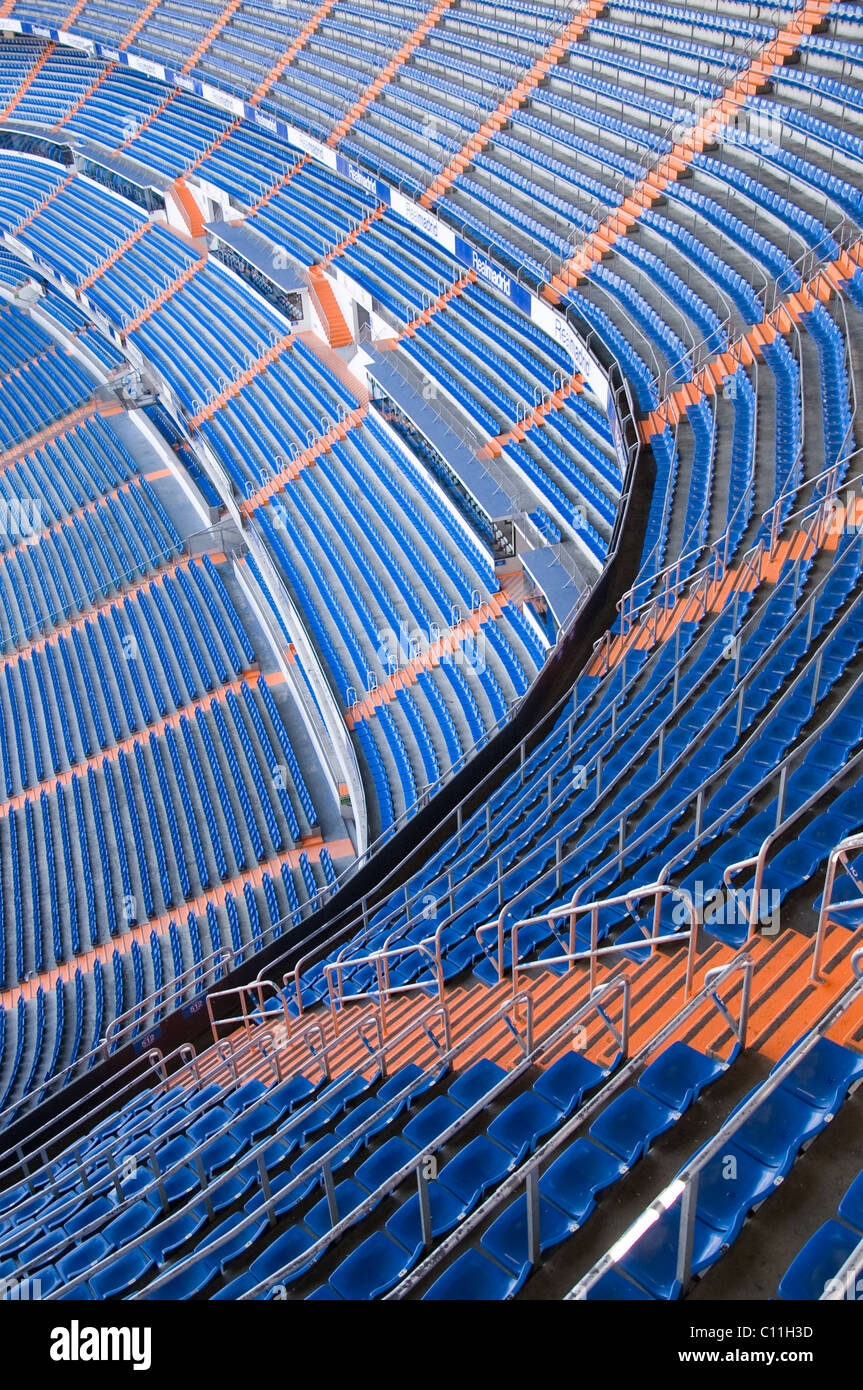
[238,405,368,509]
[190,331,305,430]
[53,62,117,133]
[184,117,243,178]
[6,824,357,1010]
[77,218,154,290]
[307,265,353,348]
[120,0,163,47]
[192,923,858,1124]
[397,268,476,340]
[640,228,863,443]
[0,670,263,824]
[319,204,387,268]
[124,253,206,335]
[244,155,309,215]
[119,90,177,151]
[327,0,457,147]
[544,0,835,295]
[60,0,89,26]
[170,178,206,237]
[419,0,606,209]
[345,593,509,727]
[181,0,242,74]
[248,0,338,105]
[1,42,57,123]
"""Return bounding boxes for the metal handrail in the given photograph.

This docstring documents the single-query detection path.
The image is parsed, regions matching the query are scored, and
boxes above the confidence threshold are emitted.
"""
[616,442,863,667]
[0,109,644,1070]
[566,947,863,1301]
[562,0,811,264]
[387,951,755,1298]
[227,973,631,1300]
[25,996,450,1288]
[324,935,445,1039]
[503,883,700,1001]
[488,512,863,968]
[0,941,238,1138]
[292,456,863,1017]
[0,1046,170,1196]
[721,740,863,942]
[3,8,856,1162]
[0,1022,293,1256]
[104,946,236,1052]
[812,832,863,983]
[566,571,863,954]
[205,972,300,1050]
[110,988,531,1300]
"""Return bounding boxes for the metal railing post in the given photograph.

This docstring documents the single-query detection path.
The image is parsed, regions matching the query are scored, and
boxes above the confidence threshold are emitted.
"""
[675,1171,700,1292]
[525,1166,541,1268]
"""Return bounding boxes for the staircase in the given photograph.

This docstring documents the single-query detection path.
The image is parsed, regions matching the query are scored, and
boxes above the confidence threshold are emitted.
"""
[307,266,353,349]
[2,49,60,131]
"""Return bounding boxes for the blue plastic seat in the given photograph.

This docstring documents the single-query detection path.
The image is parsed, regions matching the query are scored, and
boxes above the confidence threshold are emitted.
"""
[588,1089,678,1166]
[89,1246,154,1298]
[144,1203,209,1265]
[585,1266,656,1299]
[56,1234,110,1283]
[838,1170,863,1231]
[730,1086,828,1172]
[288,1134,349,1197]
[102,1199,158,1249]
[355,1137,416,1192]
[422,1248,530,1300]
[267,1075,317,1117]
[481,1190,575,1273]
[694,1141,779,1240]
[54,1281,95,1301]
[538,1138,626,1223]
[402,1096,463,1150]
[305,1179,370,1237]
[619,1203,727,1300]
[229,1099,280,1146]
[248,1225,316,1286]
[243,1170,305,1221]
[773,1037,863,1113]
[329,1230,419,1300]
[533,1051,605,1116]
[447,1058,507,1108]
[141,1256,215,1300]
[151,1138,201,1202]
[211,1272,257,1300]
[385,1181,467,1249]
[487,1091,562,1162]
[198,1212,267,1274]
[438,1137,514,1209]
[638,1042,727,1112]
[334,1096,398,1144]
[778,1220,862,1301]
[62,1197,114,1236]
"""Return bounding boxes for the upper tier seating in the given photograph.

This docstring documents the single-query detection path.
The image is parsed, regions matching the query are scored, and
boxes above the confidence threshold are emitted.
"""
[0,0,860,1309]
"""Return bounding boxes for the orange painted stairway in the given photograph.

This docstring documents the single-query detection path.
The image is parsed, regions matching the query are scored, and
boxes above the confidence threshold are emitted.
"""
[419,0,607,210]
[202,920,863,1096]
[587,503,850,680]
[248,0,338,106]
[307,266,353,348]
[544,0,835,299]
[327,0,457,148]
